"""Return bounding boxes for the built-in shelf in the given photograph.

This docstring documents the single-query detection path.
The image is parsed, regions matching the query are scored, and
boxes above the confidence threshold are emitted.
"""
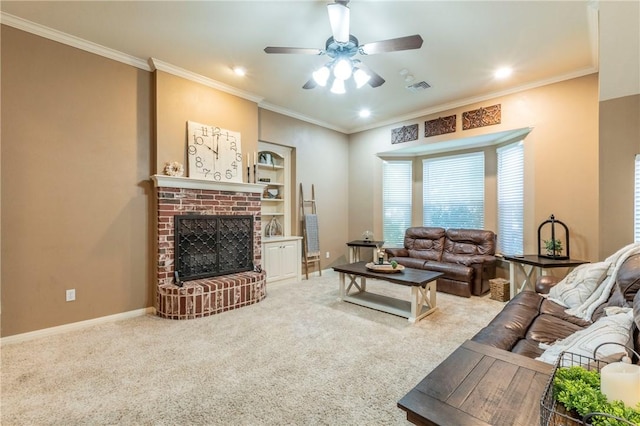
[258,142,300,283]
[258,163,284,170]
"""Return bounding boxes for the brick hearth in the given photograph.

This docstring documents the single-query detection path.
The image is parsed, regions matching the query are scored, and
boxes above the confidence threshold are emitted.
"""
[151,175,267,319]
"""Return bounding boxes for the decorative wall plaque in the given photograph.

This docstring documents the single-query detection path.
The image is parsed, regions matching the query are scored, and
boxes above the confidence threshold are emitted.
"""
[391,124,419,144]
[462,104,501,130]
[424,115,456,137]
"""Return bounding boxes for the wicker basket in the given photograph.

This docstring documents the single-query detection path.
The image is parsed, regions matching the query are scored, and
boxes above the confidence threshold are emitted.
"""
[489,278,510,301]
[540,351,607,426]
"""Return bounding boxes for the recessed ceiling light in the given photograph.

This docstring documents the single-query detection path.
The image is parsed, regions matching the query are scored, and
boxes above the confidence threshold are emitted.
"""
[233,66,246,77]
[494,67,512,79]
[359,109,371,118]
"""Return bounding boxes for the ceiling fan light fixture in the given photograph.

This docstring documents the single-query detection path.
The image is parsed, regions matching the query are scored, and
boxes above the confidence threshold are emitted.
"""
[327,3,350,44]
[312,66,331,86]
[330,78,346,94]
[333,58,353,80]
[353,68,370,88]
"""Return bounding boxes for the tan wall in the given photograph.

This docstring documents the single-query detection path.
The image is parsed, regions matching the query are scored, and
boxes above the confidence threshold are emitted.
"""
[599,94,640,259]
[258,109,350,267]
[1,26,152,337]
[349,74,600,263]
[154,71,259,174]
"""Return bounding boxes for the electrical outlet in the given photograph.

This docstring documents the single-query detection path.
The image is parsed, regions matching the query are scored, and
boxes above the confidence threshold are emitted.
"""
[66,289,76,302]
[325,251,330,259]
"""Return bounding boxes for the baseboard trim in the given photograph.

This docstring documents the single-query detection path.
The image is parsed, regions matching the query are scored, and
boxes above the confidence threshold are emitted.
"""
[1,307,156,346]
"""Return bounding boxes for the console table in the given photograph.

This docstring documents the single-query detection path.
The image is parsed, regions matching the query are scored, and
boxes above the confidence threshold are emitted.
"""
[346,239,384,263]
[502,254,589,300]
[398,340,553,425]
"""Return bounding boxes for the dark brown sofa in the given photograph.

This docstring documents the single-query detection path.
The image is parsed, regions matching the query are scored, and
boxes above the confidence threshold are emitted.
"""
[472,252,640,359]
[385,227,497,298]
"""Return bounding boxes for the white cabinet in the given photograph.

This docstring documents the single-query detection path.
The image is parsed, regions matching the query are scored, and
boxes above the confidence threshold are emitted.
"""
[258,142,301,284]
[263,237,302,284]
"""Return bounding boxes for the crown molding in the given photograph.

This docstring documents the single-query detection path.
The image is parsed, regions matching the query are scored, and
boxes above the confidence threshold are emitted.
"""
[258,102,348,134]
[149,58,264,104]
[348,67,598,134]
[0,12,151,71]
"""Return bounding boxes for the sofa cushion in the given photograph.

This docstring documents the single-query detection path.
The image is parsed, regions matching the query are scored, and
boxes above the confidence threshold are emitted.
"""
[391,257,427,270]
[442,228,496,265]
[511,339,545,358]
[423,261,472,282]
[536,309,635,364]
[547,261,610,308]
[404,227,445,261]
[525,314,586,345]
[471,291,543,351]
[617,253,640,302]
[539,299,593,327]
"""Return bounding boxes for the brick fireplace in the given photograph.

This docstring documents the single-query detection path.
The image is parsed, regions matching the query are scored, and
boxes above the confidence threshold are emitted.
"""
[151,175,267,320]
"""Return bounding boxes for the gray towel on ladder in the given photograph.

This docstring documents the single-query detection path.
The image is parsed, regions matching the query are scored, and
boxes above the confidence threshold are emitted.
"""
[304,214,320,255]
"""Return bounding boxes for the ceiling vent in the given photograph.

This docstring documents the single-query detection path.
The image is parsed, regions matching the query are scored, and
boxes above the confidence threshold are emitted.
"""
[406,81,431,92]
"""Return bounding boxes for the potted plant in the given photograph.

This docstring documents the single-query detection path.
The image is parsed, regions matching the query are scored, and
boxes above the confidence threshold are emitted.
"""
[544,238,563,256]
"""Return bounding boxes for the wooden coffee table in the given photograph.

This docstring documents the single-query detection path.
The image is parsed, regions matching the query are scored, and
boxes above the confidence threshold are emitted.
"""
[398,340,553,425]
[332,261,442,323]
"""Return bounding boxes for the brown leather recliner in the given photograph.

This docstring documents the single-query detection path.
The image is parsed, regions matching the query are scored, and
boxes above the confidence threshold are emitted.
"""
[385,227,497,297]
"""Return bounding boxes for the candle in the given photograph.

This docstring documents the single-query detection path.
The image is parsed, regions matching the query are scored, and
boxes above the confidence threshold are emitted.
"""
[600,362,640,407]
[254,152,257,165]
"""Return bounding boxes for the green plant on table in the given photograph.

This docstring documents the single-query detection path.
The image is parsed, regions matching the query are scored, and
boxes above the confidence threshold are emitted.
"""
[544,238,564,255]
[390,260,398,269]
[553,366,640,426]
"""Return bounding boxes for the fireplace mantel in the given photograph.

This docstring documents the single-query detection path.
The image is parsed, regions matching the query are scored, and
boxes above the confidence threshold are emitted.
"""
[151,174,264,193]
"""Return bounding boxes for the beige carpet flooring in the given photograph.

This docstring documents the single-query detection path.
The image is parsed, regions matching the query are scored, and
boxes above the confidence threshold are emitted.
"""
[1,270,505,425]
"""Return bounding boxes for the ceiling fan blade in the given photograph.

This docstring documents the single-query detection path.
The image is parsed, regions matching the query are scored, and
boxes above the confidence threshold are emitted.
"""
[264,47,324,55]
[360,35,424,55]
[358,63,385,88]
[327,2,350,44]
[302,78,317,90]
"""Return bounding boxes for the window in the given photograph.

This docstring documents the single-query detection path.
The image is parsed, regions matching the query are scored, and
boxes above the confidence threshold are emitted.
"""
[497,142,524,254]
[423,152,484,228]
[382,161,412,247]
[635,154,640,242]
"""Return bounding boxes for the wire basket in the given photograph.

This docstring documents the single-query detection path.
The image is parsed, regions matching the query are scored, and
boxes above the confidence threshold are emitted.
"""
[540,348,638,426]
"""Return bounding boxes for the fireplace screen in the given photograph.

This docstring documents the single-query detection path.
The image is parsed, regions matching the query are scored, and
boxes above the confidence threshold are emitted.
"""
[174,215,254,282]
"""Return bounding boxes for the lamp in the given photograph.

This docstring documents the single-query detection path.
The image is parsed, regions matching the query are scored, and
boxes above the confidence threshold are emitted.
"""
[312,66,330,86]
[353,67,370,88]
[330,78,346,94]
[311,56,372,94]
[333,58,353,80]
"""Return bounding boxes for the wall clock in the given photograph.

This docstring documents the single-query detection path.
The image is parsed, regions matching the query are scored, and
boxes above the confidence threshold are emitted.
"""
[187,121,242,182]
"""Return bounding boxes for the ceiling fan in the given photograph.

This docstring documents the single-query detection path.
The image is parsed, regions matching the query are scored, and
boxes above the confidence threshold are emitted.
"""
[264,0,423,94]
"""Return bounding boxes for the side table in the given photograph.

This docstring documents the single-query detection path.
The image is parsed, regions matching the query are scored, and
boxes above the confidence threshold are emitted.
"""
[346,240,384,263]
[502,254,588,299]
[398,339,553,425]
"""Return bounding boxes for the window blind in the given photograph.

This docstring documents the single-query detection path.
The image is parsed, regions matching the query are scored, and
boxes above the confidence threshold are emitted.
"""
[497,142,524,255]
[383,161,412,247]
[423,152,484,229]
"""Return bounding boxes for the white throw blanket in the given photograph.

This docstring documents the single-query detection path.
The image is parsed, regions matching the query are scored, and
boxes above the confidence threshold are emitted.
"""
[565,243,640,321]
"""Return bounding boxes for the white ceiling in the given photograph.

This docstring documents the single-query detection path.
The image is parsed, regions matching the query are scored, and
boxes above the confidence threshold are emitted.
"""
[0,1,611,134]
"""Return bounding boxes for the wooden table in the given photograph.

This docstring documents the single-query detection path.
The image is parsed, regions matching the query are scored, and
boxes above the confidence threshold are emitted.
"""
[398,340,553,426]
[346,240,384,263]
[502,254,588,299]
[332,261,442,323]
